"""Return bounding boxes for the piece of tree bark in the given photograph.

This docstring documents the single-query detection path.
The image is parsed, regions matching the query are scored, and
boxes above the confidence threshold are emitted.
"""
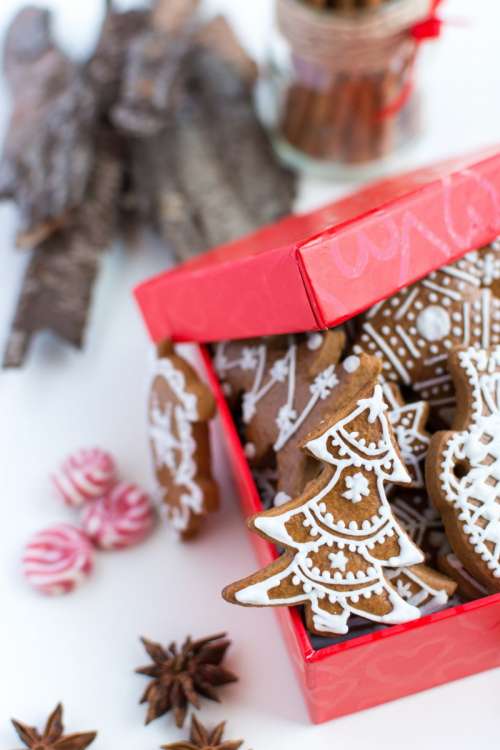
[187,38,295,226]
[3,130,123,368]
[110,0,201,138]
[127,17,296,261]
[85,6,151,115]
[111,30,191,137]
[152,0,200,34]
[0,7,97,249]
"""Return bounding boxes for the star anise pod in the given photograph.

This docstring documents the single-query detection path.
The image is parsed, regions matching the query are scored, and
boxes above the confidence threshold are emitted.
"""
[136,632,238,728]
[10,703,97,750]
[161,714,244,750]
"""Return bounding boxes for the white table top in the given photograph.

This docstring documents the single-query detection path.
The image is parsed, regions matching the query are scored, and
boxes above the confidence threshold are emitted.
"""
[0,0,499,747]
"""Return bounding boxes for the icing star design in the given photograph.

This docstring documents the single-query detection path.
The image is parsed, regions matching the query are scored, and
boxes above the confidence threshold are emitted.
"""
[342,472,370,503]
[328,550,348,571]
[383,383,430,488]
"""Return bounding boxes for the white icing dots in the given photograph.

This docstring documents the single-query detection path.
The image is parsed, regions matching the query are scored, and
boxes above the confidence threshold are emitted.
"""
[307,333,324,351]
[416,305,451,342]
[244,443,256,459]
[274,491,291,507]
[343,355,360,374]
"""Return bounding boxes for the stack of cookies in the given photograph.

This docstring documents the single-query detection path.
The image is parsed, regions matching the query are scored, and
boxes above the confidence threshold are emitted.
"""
[215,242,500,640]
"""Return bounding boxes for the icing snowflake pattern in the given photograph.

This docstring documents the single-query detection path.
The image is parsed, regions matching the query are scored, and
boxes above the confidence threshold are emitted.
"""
[214,338,339,453]
[329,550,348,571]
[438,346,500,579]
[354,246,500,410]
[342,473,370,503]
[231,384,424,635]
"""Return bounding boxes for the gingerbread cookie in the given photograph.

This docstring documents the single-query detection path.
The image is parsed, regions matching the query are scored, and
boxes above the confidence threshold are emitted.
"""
[390,489,446,567]
[214,329,347,498]
[438,549,489,601]
[426,346,500,593]
[353,246,500,416]
[148,341,219,539]
[223,358,425,636]
[385,563,456,616]
[383,383,430,488]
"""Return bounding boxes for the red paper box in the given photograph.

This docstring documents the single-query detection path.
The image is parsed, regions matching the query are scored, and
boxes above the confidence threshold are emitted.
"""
[135,146,500,724]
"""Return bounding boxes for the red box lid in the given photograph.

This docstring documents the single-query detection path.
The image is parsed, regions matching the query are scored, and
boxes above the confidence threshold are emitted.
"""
[135,146,500,344]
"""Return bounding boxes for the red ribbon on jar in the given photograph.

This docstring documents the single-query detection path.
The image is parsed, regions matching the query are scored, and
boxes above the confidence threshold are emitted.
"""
[378,0,443,119]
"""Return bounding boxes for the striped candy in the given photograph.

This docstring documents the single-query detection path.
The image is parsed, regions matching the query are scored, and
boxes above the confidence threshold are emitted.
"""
[80,482,156,550]
[51,448,117,508]
[23,524,94,595]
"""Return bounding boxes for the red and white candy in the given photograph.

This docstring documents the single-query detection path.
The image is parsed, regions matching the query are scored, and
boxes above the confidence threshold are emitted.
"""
[80,482,156,550]
[51,448,117,508]
[22,524,94,595]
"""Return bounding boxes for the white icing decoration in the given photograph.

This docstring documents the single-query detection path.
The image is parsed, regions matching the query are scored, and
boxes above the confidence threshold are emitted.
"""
[359,246,500,410]
[274,491,291,508]
[382,383,430,488]
[234,383,423,634]
[343,355,360,373]
[328,550,347,571]
[307,333,324,350]
[438,346,500,579]
[416,305,451,342]
[148,357,203,534]
[342,472,369,503]
[386,567,449,615]
[244,443,256,459]
[214,337,339,453]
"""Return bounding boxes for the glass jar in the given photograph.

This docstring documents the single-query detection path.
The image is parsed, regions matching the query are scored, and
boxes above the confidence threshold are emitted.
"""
[261,0,437,177]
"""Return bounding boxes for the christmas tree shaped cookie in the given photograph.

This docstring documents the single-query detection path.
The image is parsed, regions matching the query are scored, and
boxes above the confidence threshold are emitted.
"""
[223,359,425,636]
[427,345,500,593]
[148,341,219,539]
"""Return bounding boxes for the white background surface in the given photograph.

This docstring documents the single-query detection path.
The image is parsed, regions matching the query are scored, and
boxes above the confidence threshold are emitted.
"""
[0,0,499,747]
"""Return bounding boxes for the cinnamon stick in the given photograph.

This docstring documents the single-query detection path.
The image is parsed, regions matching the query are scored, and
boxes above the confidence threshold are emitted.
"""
[279,17,417,163]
